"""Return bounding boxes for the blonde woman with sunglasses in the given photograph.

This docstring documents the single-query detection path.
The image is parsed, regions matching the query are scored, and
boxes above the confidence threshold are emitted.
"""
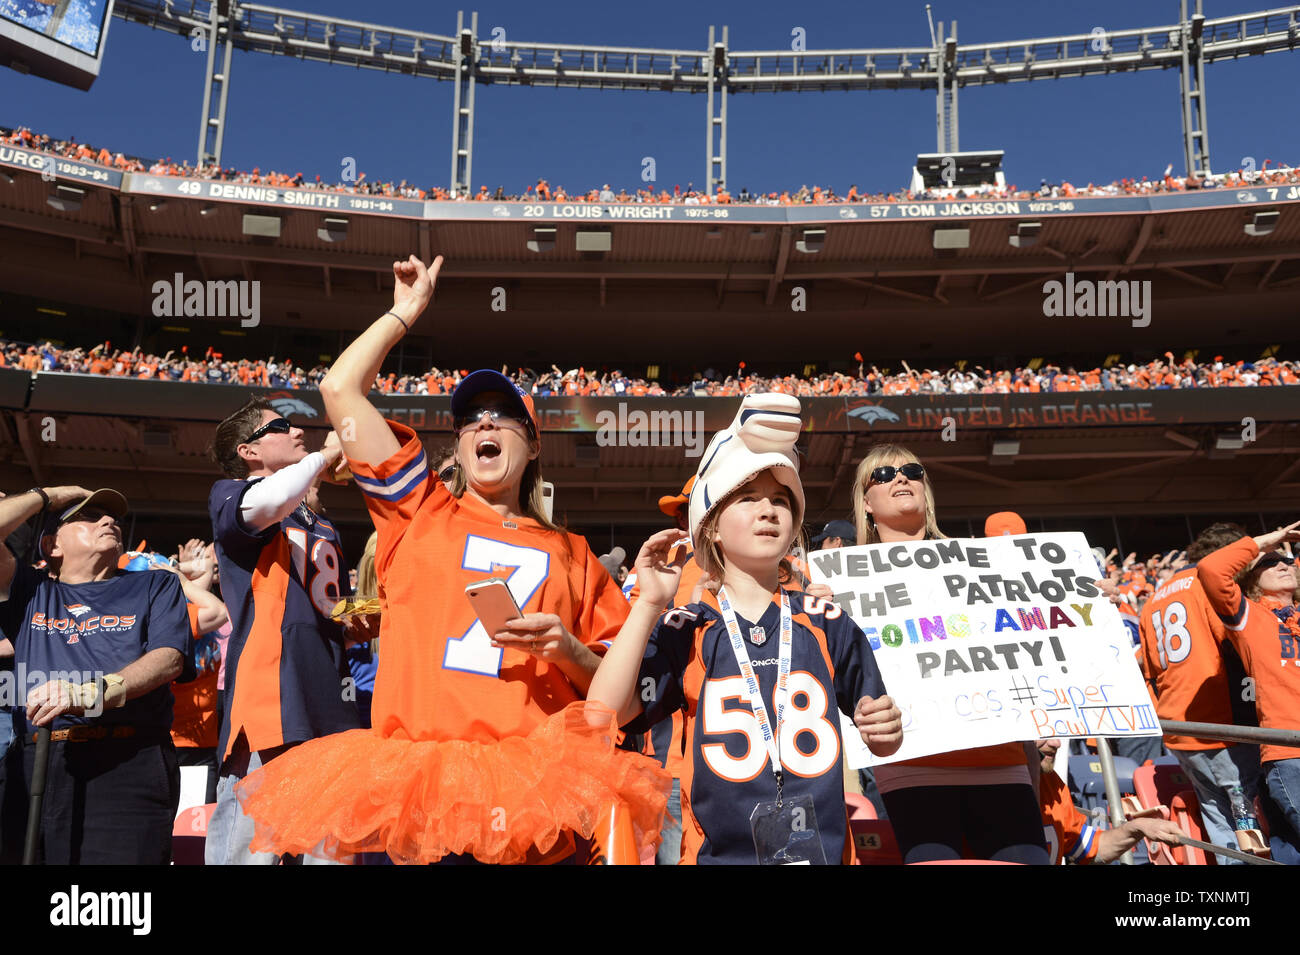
[851,444,1048,864]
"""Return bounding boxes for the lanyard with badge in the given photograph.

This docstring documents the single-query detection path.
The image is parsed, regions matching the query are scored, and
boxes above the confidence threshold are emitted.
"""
[716,587,827,865]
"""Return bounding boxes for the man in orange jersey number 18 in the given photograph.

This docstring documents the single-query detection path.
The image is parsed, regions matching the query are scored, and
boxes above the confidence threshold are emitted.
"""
[204,398,366,864]
[1138,523,1262,864]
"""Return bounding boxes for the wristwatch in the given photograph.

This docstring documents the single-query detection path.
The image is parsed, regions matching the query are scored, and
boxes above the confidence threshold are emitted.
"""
[28,487,49,509]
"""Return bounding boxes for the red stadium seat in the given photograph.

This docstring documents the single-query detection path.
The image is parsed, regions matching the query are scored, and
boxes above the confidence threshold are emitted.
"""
[844,792,877,820]
[908,860,1023,865]
[1168,792,1212,866]
[850,819,901,865]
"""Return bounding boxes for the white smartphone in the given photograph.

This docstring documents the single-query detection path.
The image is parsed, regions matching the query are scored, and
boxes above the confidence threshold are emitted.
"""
[540,481,555,522]
[465,577,523,636]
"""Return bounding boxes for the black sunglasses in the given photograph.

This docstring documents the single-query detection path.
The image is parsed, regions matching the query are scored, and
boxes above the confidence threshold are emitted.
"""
[868,463,926,486]
[452,407,531,434]
[438,464,457,483]
[61,507,114,525]
[245,417,292,443]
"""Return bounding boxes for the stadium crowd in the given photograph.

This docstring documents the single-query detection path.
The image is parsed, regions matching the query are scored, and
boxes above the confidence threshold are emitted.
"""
[0,253,1295,869]
[3,339,1297,398]
[5,125,1298,205]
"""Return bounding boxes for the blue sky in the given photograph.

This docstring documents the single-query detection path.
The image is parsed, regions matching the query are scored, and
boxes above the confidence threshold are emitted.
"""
[3,0,1298,195]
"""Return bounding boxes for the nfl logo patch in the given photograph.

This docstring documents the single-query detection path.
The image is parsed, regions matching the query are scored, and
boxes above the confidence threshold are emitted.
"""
[748,626,766,646]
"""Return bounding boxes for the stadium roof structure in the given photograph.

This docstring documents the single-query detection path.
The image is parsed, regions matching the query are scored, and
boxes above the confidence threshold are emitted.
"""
[106,1,1300,194]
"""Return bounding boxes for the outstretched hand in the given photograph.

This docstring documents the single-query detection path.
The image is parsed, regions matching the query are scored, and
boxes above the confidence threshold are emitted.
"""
[391,254,443,325]
[632,529,689,609]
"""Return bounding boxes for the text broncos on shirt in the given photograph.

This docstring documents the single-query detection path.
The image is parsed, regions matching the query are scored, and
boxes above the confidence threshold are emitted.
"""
[30,610,139,634]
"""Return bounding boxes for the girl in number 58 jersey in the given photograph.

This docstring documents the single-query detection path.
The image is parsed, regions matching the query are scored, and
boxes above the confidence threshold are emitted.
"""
[588,394,903,864]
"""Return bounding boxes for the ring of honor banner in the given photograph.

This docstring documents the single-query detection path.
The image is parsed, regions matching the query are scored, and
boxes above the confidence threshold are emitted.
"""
[807,532,1160,769]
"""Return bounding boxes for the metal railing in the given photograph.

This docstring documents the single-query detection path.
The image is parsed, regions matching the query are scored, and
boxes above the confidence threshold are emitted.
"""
[1093,720,1297,865]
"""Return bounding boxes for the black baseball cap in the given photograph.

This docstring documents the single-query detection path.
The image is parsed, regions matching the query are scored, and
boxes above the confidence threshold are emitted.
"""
[1255,550,1293,572]
[811,519,856,545]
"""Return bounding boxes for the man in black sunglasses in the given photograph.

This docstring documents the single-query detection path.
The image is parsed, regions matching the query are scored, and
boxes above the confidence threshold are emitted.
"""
[205,398,361,864]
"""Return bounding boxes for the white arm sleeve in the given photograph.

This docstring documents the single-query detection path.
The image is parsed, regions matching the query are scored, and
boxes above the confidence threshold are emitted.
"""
[239,452,327,532]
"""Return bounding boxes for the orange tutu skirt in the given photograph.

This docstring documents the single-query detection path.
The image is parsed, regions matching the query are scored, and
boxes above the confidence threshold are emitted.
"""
[235,702,670,865]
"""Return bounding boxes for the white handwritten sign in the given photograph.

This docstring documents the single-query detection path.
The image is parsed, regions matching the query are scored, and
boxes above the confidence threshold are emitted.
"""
[807,533,1159,768]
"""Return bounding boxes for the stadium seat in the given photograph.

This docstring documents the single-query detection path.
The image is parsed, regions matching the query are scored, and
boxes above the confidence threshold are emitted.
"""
[908,860,1022,865]
[850,819,901,866]
[1069,758,1108,814]
[1168,792,1212,866]
[1110,756,1138,796]
[1139,762,1195,811]
[844,792,877,820]
[1152,755,1180,767]
[172,803,216,866]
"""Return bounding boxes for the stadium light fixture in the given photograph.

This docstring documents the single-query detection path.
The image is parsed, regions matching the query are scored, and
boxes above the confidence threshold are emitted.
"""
[149,199,167,212]
[933,227,970,250]
[317,216,349,243]
[795,228,825,254]
[459,30,474,58]
[1210,432,1244,459]
[1191,14,1205,42]
[988,438,1020,466]
[527,226,556,253]
[0,171,13,185]
[1245,210,1279,237]
[944,37,957,66]
[199,204,218,217]
[46,184,85,213]
[575,229,612,253]
[713,43,726,70]
[242,213,282,238]
[1009,221,1041,248]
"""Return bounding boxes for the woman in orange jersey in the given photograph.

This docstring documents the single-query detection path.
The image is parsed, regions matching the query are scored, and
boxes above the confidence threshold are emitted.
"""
[236,255,668,865]
[1197,522,1300,864]
[850,443,1048,863]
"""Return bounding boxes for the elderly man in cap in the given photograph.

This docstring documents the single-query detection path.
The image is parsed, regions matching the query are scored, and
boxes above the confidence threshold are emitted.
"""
[0,486,190,864]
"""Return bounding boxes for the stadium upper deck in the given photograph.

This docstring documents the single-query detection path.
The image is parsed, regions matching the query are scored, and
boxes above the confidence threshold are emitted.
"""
[1,136,1298,366]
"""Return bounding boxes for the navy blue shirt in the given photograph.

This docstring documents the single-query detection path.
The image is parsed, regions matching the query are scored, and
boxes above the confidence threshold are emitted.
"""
[627,590,888,865]
[210,479,359,760]
[0,564,190,732]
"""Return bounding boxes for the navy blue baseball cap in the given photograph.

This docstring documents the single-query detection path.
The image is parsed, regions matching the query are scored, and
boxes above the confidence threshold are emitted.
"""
[451,370,539,436]
[812,519,856,544]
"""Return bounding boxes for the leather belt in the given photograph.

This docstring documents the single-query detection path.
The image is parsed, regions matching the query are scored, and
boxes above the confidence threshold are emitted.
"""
[32,725,142,744]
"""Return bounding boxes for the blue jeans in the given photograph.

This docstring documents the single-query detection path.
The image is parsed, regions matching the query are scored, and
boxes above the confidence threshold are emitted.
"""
[656,778,682,865]
[206,738,342,865]
[1263,759,1300,865]
[0,708,13,758]
[1172,745,1261,865]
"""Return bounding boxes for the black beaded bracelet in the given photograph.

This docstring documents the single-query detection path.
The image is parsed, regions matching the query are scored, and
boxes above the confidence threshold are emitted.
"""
[385,310,410,332]
[28,487,49,509]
